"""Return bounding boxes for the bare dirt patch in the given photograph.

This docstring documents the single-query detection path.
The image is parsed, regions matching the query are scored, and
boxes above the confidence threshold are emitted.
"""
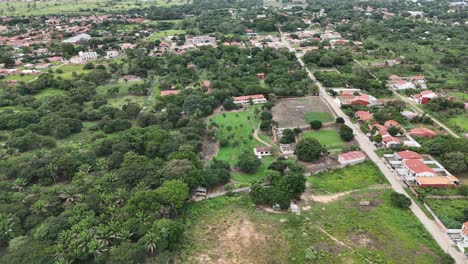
[188,213,287,264]
[272,96,333,128]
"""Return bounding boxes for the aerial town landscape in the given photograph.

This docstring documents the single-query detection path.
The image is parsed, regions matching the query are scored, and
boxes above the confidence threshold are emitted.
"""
[0,0,466,263]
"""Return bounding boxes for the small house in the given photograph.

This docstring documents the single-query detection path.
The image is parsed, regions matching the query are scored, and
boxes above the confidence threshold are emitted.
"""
[254,146,271,158]
[382,135,401,147]
[412,90,437,104]
[409,127,437,138]
[338,151,366,165]
[355,110,373,122]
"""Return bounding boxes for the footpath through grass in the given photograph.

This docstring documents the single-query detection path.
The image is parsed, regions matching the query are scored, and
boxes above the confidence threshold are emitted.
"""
[307,161,387,194]
[178,191,451,263]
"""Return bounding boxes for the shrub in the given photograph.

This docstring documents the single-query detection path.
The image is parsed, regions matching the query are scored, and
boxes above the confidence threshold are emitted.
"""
[390,192,411,209]
[310,120,323,130]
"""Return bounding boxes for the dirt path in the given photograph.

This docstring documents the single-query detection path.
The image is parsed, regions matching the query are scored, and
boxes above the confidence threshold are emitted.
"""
[301,184,390,204]
[253,125,272,147]
[317,227,352,250]
[302,190,353,203]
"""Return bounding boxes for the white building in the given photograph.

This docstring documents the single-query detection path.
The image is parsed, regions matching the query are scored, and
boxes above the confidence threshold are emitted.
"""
[78,51,98,61]
[337,151,366,165]
[233,94,267,106]
[393,80,415,90]
[186,36,216,46]
[280,144,296,155]
[62,33,91,44]
[106,50,119,59]
[254,146,271,158]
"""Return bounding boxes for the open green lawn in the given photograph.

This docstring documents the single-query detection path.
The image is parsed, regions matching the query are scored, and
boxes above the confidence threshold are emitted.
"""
[301,128,345,152]
[34,88,65,100]
[54,64,91,79]
[0,0,187,16]
[448,114,468,131]
[179,191,450,263]
[231,156,275,183]
[211,107,275,183]
[211,107,264,164]
[147,29,186,41]
[304,111,334,123]
[307,161,387,194]
[449,92,466,101]
[425,198,468,229]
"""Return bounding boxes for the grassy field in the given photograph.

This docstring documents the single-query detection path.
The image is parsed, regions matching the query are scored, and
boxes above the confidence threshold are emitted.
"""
[307,161,387,194]
[231,156,275,183]
[425,198,468,229]
[304,111,335,123]
[34,88,65,100]
[211,107,264,164]
[301,128,345,152]
[448,114,468,131]
[178,191,450,263]
[0,0,187,16]
[54,64,92,79]
[147,29,186,41]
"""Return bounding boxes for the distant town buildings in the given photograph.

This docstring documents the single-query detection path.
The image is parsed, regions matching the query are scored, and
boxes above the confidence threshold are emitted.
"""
[62,33,91,44]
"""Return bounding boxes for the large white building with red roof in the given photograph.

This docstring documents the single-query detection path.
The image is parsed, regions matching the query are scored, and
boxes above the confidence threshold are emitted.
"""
[233,94,267,106]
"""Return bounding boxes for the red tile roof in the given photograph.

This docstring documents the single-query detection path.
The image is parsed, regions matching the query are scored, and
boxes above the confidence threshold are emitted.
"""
[355,111,373,121]
[255,146,271,152]
[382,135,400,143]
[409,127,437,138]
[160,90,180,96]
[397,150,422,160]
[338,151,365,161]
[404,159,435,174]
[384,120,400,128]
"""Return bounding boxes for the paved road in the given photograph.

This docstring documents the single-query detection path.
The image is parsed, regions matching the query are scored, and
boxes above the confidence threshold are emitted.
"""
[280,32,466,263]
[352,59,460,139]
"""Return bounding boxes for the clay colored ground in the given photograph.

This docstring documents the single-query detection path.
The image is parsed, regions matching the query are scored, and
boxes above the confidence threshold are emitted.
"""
[272,96,333,128]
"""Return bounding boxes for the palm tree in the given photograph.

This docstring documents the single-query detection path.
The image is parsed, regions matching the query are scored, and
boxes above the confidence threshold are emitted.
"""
[0,213,14,242]
[59,186,82,205]
[142,231,159,255]
[11,178,28,192]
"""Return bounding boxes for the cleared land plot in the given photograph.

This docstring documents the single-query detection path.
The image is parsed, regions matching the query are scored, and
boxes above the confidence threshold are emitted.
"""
[272,97,333,128]
[179,191,449,263]
[301,128,345,152]
[307,161,387,194]
[425,199,468,229]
